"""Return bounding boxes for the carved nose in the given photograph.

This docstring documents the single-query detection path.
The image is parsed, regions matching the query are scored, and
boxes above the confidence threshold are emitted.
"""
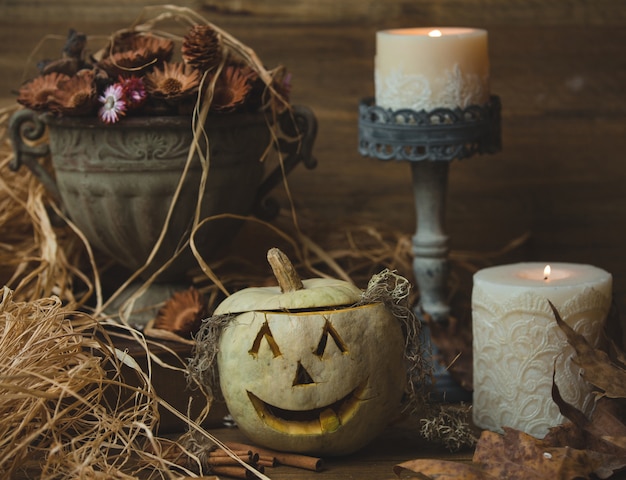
[293,361,315,386]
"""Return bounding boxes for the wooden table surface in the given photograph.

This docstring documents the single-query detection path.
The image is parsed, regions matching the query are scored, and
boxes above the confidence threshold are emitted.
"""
[13,419,472,480]
[112,335,474,480]
[187,417,474,480]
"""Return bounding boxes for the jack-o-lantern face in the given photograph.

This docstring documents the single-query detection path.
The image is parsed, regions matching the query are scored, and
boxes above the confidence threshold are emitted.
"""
[213,249,407,455]
[217,302,406,456]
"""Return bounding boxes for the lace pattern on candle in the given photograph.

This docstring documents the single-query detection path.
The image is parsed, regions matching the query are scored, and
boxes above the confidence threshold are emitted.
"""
[375,64,488,111]
[472,287,610,438]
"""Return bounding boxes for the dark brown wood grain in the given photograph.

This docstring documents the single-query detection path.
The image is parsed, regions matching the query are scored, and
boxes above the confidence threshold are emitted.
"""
[1,0,625,333]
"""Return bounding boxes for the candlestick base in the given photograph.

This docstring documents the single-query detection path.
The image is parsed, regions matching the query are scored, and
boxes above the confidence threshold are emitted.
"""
[358,96,501,399]
[419,321,473,404]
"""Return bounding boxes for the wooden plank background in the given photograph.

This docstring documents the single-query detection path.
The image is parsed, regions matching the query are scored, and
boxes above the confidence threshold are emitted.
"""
[1,0,625,335]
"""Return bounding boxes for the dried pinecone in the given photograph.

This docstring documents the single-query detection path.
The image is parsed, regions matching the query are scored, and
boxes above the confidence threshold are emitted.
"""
[182,24,223,72]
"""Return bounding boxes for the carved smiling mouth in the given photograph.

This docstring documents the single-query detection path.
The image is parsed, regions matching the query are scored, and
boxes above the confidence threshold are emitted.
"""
[247,382,368,435]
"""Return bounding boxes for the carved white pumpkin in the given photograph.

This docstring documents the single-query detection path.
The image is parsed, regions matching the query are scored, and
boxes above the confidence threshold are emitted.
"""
[215,248,406,455]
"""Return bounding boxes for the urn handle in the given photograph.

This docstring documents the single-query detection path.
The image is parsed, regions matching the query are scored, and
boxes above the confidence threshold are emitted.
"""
[8,109,63,205]
[252,105,318,220]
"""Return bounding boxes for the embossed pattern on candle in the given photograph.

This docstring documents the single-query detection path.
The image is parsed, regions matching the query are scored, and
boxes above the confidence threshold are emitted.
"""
[472,287,610,438]
[375,64,487,111]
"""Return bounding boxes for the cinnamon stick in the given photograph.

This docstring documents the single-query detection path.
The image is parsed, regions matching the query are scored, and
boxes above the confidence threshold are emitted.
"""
[205,456,245,467]
[208,449,252,458]
[256,455,277,467]
[225,442,324,472]
[177,476,220,480]
[273,451,324,472]
[211,464,264,479]
[210,466,248,479]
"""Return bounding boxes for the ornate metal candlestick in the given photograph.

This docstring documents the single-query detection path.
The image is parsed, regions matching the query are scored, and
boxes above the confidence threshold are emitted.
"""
[359,95,501,398]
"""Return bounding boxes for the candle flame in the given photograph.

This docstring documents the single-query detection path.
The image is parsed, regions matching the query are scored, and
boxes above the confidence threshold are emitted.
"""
[544,265,551,281]
[428,29,443,37]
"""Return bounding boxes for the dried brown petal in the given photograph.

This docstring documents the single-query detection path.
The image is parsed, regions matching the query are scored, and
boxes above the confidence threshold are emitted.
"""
[144,62,201,100]
[53,70,97,116]
[96,48,156,78]
[153,287,207,338]
[40,57,82,77]
[17,72,70,111]
[104,31,174,61]
[131,34,174,62]
[210,65,253,112]
[95,33,174,78]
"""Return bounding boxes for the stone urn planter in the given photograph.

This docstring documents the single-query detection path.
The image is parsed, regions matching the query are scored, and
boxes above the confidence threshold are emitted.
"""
[9,107,317,282]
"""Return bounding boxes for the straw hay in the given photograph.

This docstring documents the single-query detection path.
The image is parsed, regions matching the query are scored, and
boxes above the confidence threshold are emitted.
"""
[0,285,271,479]
[0,287,159,478]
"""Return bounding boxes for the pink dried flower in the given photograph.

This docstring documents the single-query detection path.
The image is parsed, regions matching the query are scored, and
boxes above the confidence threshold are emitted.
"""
[98,84,126,123]
[119,76,146,109]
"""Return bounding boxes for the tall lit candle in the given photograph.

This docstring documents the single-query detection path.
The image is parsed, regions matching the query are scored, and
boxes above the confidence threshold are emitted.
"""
[472,262,612,438]
[375,27,490,111]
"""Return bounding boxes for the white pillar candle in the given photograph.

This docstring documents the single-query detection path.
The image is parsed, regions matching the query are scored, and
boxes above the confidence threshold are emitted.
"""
[375,27,490,111]
[472,262,612,438]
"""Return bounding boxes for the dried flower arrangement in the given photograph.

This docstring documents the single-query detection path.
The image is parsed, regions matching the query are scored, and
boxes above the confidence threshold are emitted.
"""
[8,5,306,334]
[16,11,290,123]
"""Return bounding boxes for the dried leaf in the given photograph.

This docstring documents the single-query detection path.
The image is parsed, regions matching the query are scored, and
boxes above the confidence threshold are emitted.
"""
[549,356,626,478]
[551,367,590,428]
[474,428,608,480]
[543,422,586,450]
[394,427,614,480]
[587,398,626,442]
[549,301,626,398]
[609,339,626,370]
[393,458,496,479]
[602,436,626,450]
[603,302,625,356]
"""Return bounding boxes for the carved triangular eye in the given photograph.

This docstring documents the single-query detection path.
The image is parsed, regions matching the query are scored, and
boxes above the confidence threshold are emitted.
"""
[314,320,348,358]
[249,321,281,358]
[293,361,315,386]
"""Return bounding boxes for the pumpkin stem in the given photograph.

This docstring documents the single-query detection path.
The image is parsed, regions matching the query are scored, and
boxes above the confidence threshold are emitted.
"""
[267,248,304,292]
